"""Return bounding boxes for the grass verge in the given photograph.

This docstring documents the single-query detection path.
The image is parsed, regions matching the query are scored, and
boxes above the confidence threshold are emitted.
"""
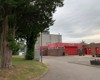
[0,56,47,80]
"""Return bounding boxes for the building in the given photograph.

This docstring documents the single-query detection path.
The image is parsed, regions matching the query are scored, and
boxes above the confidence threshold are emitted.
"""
[39,42,83,56]
[48,42,83,55]
[35,33,62,49]
[45,42,100,56]
[83,43,100,56]
[35,33,100,56]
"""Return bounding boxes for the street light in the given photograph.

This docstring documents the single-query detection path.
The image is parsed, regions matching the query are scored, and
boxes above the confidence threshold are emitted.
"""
[40,32,42,62]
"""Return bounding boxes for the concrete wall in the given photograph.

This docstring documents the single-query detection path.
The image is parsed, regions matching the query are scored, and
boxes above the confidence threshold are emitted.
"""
[42,48,65,56]
[35,33,62,49]
[42,49,48,56]
[34,49,40,61]
[48,48,65,56]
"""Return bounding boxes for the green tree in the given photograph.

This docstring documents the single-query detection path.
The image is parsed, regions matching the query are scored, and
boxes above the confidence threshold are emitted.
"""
[42,28,50,34]
[0,15,2,58]
[0,0,64,68]
[16,0,64,60]
[0,0,32,68]
[81,40,87,45]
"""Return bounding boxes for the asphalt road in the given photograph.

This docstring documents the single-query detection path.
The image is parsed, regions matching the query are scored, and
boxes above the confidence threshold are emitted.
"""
[40,56,100,80]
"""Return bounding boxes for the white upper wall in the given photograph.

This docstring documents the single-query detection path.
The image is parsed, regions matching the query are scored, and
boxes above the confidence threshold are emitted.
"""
[35,33,62,48]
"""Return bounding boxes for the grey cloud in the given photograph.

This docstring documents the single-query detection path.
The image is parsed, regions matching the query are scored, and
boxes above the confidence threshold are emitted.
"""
[50,0,100,42]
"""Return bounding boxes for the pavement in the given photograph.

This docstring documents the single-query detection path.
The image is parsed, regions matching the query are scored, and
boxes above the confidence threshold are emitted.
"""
[66,55,100,68]
[40,55,100,80]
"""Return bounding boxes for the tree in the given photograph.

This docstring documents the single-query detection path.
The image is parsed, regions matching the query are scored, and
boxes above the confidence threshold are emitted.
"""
[81,40,87,45]
[0,0,32,68]
[42,28,50,34]
[0,0,64,68]
[0,15,2,58]
[16,0,64,60]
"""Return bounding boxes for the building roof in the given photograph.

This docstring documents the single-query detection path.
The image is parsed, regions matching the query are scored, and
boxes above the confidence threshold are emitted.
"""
[48,42,83,48]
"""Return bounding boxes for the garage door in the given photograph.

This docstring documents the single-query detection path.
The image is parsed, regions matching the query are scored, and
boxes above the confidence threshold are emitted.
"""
[65,47,78,55]
[87,48,92,55]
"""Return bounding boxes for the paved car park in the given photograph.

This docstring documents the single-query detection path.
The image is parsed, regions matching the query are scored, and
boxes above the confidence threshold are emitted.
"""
[40,55,100,80]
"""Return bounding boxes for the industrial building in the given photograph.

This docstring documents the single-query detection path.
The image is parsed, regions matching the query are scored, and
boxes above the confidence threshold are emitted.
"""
[41,42,83,56]
[48,42,83,55]
[35,33,100,56]
[35,33,62,49]
[83,43,100,56]
[41,42,100,56]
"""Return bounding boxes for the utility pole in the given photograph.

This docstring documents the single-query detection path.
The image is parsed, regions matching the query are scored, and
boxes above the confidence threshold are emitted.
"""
[40,32,42,62]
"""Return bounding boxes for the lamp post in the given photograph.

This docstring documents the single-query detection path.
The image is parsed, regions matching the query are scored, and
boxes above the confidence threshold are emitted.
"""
[40,32,42,62]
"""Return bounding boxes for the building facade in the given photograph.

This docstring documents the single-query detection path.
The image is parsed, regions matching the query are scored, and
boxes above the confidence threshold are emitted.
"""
[48,42,83,55]
[83,43,100,56]
[35,33,62,49]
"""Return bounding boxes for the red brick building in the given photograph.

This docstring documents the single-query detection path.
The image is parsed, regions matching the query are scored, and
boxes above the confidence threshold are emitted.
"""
[40,42,100,56]
[83,43,100,56]
[41,42,83,56]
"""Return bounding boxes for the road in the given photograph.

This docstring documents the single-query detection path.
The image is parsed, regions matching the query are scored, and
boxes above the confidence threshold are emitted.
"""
[40,56,100,80]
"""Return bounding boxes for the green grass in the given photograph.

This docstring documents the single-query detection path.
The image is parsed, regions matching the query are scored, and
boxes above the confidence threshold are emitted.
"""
[0,56,48,80]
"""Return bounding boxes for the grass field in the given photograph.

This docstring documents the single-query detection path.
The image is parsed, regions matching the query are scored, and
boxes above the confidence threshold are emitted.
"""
[0,56,47,80]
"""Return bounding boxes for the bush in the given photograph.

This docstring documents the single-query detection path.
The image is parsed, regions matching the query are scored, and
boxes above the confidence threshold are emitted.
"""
[90,59,100,65]
[25,49,34,60]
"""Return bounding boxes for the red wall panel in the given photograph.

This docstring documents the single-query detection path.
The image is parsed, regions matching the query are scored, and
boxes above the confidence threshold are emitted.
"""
[65,47,78,55]
[84,48,87,54]
[87,48,92,55]
[95,47,99,54]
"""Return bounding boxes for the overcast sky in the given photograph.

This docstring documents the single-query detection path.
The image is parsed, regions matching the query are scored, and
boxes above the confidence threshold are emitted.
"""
[50,0,100,43]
